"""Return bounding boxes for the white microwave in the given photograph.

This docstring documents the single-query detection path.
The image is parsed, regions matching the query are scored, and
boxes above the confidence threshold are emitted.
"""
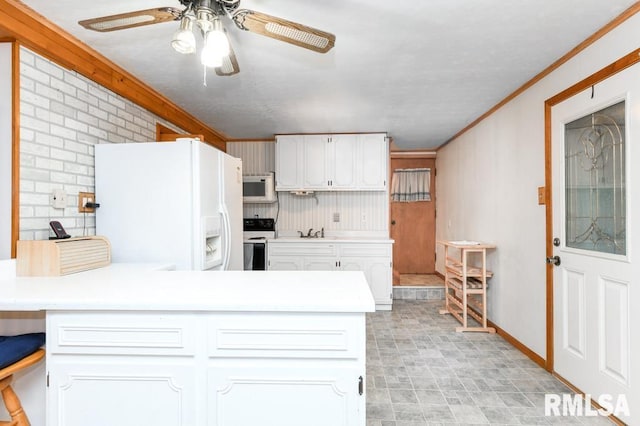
[243,173,276,203]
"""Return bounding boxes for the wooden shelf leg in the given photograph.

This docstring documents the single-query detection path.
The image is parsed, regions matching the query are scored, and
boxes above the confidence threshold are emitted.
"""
[462,249,468,329]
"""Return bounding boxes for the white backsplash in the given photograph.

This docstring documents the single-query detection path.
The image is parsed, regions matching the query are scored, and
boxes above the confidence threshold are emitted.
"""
[227,141,389,236]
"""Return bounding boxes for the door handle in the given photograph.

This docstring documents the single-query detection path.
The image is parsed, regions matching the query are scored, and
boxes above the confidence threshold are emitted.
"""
[546,256,561,266]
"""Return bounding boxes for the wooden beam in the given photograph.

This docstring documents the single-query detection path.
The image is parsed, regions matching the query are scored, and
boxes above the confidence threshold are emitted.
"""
[0,0,228,151]
[11,41,19,258]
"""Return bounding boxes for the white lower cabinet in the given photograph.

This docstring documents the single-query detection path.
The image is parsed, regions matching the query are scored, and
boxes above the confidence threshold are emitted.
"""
[304,256,338,271]
[46,310,367,426]
[268,257,304,270]
[268,241,393,310]
[209,363,360,426]
[48,361,196,426]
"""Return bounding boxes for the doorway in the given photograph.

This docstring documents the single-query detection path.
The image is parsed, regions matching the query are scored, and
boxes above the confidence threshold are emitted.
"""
[389,156,436,285]
[545,52,640,421]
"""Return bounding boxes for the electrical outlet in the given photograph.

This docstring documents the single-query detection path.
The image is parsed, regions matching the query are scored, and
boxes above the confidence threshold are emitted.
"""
[51,189,67,209]
[333,212,340,222]
[78,191,96,213]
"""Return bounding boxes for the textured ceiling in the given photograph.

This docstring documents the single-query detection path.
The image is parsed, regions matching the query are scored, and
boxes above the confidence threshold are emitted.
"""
[18,0,639,149]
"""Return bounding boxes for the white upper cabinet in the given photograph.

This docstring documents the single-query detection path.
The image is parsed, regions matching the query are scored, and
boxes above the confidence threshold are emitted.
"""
[357,133,388,189]
[330,134,358,189]
[275,133,387,191]
[274,135,303,190]
[302,134,331,189]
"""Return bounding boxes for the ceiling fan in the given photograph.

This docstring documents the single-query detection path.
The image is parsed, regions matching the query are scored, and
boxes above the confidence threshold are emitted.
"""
[78,0,336,76]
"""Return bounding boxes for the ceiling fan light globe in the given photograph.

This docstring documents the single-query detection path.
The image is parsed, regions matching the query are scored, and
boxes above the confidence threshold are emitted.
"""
[201,45,223,68]
[171,16,196,54]
[171,31,196,54]
[206,30,230,58]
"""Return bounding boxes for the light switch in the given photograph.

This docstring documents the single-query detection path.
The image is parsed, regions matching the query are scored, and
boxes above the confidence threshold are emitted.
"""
[537,187,546,205]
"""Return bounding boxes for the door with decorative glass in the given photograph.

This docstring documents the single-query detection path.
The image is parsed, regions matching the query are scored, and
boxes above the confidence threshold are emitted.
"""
[551,65,638,421]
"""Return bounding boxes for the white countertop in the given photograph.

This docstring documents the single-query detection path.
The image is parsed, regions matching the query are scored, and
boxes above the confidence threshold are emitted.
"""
[0,263,375,313]
[270,237,394,243]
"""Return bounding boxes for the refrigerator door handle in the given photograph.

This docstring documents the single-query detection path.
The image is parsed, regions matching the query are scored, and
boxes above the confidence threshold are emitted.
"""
[220,207,231,270]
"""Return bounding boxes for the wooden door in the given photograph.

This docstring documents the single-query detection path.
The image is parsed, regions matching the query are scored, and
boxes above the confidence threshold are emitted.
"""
[389,157,436,281]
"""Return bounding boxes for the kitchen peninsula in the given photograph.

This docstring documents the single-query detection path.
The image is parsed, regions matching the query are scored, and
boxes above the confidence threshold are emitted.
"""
[0,264,374,426]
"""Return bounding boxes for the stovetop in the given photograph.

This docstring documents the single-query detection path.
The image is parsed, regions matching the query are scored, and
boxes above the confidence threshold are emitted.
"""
[243,218,275,241]
[243,218,275,232]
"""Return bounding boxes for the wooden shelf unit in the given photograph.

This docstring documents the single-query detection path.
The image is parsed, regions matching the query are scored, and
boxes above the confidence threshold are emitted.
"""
[437,240,496,333]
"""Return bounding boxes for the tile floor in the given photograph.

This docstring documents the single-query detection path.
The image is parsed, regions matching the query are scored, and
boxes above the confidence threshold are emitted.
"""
[366,300,613,425]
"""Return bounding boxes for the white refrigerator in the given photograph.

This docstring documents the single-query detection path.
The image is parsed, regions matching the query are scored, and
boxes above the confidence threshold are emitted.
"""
[95,139,243,270]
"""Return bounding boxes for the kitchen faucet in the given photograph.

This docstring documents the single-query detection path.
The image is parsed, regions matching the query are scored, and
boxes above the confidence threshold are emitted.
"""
[296,228,324,238]
[297,228,314,238]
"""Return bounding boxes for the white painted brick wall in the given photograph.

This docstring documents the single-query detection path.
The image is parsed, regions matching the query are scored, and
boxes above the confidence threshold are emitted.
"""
[19,47,185,241]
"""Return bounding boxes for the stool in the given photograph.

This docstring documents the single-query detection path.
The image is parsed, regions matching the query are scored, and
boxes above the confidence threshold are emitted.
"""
[0,333,46,426]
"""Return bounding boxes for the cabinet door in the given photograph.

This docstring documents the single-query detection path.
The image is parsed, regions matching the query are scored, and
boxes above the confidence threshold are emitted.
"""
[340,255,392,309]
[338,257,364,272]
[302,135,330,189]
[357,134,388,190]
[304,256,337,271]
[268,256,304,270]
[208,364,363,426]
[48,361,196,426]
[275,135,303,190]
[365,257,393,307]
[330,135,357,189]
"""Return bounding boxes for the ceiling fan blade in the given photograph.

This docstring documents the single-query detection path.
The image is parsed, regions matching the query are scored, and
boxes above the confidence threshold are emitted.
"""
[79,8,181,32]
[232,9,335,53]
[216,34,240,76]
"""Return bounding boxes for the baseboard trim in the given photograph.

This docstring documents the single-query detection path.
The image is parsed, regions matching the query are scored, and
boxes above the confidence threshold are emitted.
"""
[456,305,625,424]
[447,303,547,369]
[486,319,546,369]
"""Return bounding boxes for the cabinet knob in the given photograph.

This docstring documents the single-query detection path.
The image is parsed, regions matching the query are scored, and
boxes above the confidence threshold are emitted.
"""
[391,220,396,225]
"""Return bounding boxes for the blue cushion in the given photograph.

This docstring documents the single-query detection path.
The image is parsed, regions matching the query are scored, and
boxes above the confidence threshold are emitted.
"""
[0,333,46,370]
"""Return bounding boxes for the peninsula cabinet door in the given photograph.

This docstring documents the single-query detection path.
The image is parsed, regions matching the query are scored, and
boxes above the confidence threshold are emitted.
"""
[207,364,363,425]
[47,362,197,426]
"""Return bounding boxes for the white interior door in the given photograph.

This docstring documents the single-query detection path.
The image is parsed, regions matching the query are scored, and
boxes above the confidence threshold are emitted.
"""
[551,65,639,423]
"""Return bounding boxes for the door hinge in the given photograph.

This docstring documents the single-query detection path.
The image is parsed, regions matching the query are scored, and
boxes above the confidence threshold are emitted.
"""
[358,376,363,395]
[46,372,49,387]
